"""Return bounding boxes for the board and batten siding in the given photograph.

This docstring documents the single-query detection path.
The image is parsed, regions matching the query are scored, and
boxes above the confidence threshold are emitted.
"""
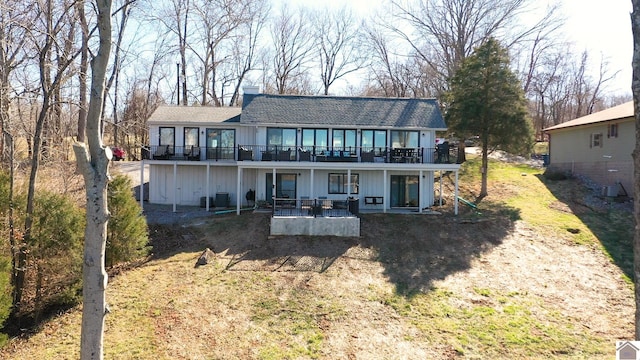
[149,164,256,207]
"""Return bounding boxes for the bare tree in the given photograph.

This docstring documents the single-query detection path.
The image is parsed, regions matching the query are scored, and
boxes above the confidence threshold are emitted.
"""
[312,6,365,95]
[14,0,82,313]
[0,1,32,161]
[76,0,89,143]
[228,0,269,106]
[270,5,314,95]
[104,0,133,146]
[389,0,561,95]
[362,25,409,97]
[73,0,112,357]
[154,0,191,105]
[190,0,248,106]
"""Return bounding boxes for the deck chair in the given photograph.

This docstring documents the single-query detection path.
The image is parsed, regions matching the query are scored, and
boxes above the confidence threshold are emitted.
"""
[153,145,169,159]
[298,148,311,161]
[360,150,375,162]
[277,149,292,161]
[188,146,200,161]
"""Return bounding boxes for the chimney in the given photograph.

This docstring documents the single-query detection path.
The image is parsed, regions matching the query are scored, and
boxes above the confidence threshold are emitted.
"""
[243,86,260,95]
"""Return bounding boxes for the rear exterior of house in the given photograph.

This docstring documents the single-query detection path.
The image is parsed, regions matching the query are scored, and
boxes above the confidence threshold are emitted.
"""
[144,89,461,219]
[544,101,634,196]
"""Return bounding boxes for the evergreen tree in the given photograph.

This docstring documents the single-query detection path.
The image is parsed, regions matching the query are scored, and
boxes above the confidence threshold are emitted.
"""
[445,38,533,197]
[106,175,149,267]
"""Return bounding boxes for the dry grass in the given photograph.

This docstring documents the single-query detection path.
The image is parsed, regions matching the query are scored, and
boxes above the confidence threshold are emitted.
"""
[0,157,634,359]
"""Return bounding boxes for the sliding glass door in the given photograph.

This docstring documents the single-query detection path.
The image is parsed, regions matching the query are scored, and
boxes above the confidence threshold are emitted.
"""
[266,173,297,204]
[390,175,419,207]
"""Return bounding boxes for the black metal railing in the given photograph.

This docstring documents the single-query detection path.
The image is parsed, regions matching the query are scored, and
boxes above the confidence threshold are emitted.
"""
[238,145,457,164]
[271,197,359,218]
[148,144,458,164]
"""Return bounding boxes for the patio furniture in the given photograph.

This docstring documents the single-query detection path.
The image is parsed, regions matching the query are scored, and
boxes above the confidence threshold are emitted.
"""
[153,145,170,160]
[360,150,375,162]
[277,149,292,161]
[238,147,253,160]
[185,145,201,161]
[298,148,311,161]
[261,151,273,161]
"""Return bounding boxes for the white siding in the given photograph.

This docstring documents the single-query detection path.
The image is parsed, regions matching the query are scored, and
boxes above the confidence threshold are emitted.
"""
[149,164,258,207]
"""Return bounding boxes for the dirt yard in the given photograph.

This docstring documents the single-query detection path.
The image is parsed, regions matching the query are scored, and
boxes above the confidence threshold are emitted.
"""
[1,157,634,359]
[135,205,633,359]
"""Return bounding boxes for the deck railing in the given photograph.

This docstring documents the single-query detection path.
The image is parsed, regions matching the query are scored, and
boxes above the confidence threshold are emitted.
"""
[271,197,359,218]
[148,144,457,164]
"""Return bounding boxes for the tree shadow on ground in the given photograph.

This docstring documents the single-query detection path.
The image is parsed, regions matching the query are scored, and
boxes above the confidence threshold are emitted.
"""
[147,202,519,297]
[537,175,634,279]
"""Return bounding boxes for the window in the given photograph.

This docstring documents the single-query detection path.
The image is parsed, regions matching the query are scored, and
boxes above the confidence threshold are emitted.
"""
[302,128,328,151]
[591,133,603,148]
[608,123,618,138]
[332,129,356,150]
[328,173,359,194]
[184,127,199,147]
[267,128,297,149]
[159,127,175,154]
[206,128,235,159]
[391,130,419,148]
[361,130,387,155]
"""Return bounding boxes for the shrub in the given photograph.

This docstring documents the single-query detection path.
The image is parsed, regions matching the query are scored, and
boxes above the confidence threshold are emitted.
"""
[0,256,10,347]
[106,175,149,267]
[31,191,86,308]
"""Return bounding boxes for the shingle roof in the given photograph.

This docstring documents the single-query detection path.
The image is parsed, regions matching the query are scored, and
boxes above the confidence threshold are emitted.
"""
[544,101,633,132]
[148,105,241,125]
[240,94,447,129]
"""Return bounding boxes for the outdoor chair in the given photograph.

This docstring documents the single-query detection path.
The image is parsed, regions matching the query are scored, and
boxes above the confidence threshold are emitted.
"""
[360,150,375,162]
[187,146,201,161]
[298,148,311,161]
[277,149,292,161]
[153,145,170,160]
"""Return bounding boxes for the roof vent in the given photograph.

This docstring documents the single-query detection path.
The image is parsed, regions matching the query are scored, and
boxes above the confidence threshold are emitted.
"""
[243,86,260,95]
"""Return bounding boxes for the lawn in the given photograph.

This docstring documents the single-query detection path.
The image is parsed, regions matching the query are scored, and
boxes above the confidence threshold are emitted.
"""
[0,156,634,359]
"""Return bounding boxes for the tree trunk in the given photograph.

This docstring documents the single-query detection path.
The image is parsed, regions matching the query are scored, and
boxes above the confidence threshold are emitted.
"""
[631,0,640,340]
[479,140,488,198]
[456,140,467,164]
[76,1,88,143]
[15,94,50,312]
[75,1,112,358]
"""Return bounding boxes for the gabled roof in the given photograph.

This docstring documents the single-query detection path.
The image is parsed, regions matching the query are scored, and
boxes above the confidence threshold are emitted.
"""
[544,101,633,132]
[148,105,241,125]
[240,93,447,129]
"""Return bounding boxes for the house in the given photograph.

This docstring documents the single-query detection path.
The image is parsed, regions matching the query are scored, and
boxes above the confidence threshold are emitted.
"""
[544,101,634,197]
[141,88,461,234]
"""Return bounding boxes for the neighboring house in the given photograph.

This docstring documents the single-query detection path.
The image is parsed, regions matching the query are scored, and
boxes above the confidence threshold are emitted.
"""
[544,101,634,197]
[142,87,461,225]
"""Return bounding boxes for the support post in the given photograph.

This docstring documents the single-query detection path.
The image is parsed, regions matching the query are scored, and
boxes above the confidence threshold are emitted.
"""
[172,162,177,213]
[236,167,242,215]
[454,170,459,215]
[206,163,210,211]
[140,160,144,210]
